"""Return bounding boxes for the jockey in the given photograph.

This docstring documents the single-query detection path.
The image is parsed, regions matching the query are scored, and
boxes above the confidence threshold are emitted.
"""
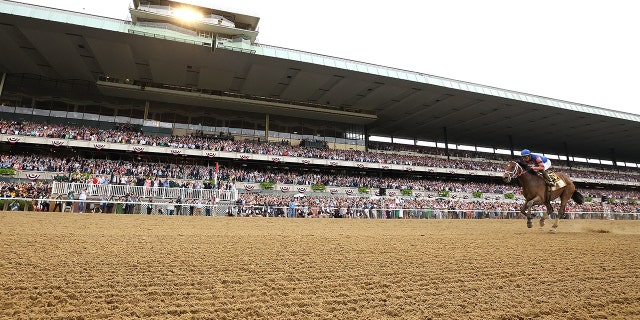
[520,149,554,186]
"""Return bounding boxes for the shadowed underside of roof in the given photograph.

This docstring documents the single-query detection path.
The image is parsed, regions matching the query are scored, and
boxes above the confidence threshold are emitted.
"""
[0,3,639,163]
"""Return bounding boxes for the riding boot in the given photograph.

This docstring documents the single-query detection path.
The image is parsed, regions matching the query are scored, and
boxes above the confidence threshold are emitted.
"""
[542,171,554,186]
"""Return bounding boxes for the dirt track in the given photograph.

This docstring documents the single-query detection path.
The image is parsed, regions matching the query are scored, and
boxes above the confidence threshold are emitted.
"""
[1,212,639,319]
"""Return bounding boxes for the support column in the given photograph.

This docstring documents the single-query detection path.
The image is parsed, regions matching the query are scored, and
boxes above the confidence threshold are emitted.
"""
[442,127,449,158]
[265,114,269,143]
[508,135,514,157]
[364,126,369,152]
[0,73,6,101]
[143,101,150,120]
[563,142,571,168]
[610,148,617,169]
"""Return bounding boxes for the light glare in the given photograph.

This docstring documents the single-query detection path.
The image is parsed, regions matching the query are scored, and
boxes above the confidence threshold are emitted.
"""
[173,8,203,22]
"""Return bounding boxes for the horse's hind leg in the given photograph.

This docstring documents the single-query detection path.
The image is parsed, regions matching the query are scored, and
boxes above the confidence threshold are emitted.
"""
[551,198,569,233]
[540,202,553,227]
[551,214,560,233]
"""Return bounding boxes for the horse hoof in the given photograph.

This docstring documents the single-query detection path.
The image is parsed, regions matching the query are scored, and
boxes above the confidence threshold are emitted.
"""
[539,219,545,227]
[527,221,533,228]
[550,228,557,233]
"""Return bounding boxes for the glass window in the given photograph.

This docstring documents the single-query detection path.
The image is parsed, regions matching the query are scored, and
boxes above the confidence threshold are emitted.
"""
[261,47,276,57]
[429,78,443,86]
[323,59,336,68]
[369,136,391,143]
[416,140,436,147]
[241,128,255,135]
[405,73,418,82]
[276,50,289,59]
[345,62,358,71]
[413,75,427,84]
[299,53,313,63]
[392,138,414,145]
[83,113,100,120]
[99,115,115,123]
[397,72,409,81]
[287,52,301,61]
[311,55,324,64]
[334,60,347,69]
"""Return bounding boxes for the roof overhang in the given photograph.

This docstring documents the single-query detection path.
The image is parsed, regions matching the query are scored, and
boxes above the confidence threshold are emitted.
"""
[1,1,640,163]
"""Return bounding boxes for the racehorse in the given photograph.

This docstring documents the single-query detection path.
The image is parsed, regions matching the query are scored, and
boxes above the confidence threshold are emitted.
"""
[503,161,584,232]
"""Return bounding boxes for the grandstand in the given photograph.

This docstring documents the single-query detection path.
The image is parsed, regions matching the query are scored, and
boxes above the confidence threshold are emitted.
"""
[0,0,639,218]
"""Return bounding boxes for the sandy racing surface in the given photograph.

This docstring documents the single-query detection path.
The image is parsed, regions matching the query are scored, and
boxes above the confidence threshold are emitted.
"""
[1,212,639,319]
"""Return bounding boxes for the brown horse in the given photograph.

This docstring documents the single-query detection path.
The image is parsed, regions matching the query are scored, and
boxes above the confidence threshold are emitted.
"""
[503,161,584,232]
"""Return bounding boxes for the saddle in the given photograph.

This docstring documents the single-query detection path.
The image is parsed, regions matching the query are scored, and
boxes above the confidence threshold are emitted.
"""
[546,171,566,190]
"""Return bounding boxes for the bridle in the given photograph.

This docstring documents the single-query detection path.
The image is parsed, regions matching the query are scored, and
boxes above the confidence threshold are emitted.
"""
[503,161,525,180]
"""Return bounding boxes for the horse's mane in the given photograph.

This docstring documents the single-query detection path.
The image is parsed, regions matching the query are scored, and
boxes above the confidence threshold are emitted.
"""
[516,161,536,174]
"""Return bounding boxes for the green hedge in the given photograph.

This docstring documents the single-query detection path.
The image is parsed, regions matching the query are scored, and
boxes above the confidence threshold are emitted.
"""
[472,191,483,198]
[358,187,369,194]
[0,168,16,175]
[312,184,326,191]
[54,175,69,182]
[261,181,275,190]
[401,189,413,196]
[438,190,450,197]
[504,193,515,200]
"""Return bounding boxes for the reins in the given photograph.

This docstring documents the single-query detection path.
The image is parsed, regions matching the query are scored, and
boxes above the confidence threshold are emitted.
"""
[504,162,524,180]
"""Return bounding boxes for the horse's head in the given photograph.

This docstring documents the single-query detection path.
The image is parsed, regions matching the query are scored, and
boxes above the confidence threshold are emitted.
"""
[502,161,522,183]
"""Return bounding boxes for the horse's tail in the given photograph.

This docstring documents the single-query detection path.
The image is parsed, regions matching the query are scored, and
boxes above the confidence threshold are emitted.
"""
[572,191,584,205]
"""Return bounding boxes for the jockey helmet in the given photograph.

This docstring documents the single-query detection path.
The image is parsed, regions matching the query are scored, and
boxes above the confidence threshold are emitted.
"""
[520,149,531,156]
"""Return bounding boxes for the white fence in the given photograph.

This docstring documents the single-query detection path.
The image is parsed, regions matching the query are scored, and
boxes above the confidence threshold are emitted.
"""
[51,182,237,201]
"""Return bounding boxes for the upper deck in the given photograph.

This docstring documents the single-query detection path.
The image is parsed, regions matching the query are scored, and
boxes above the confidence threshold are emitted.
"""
[130,0,260,43]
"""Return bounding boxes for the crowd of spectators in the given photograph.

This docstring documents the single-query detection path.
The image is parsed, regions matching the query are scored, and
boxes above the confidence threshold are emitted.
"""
[2,120,639,182]
[3,151,640,203]
[1,119,640,216]
[1,181,51,199]
[233,193,638,218]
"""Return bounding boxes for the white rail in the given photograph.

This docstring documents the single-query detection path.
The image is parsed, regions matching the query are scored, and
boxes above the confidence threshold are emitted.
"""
[50,182,237,201]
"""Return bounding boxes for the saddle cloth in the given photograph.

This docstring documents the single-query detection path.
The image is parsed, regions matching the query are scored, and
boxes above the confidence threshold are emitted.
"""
[548,171,566,190]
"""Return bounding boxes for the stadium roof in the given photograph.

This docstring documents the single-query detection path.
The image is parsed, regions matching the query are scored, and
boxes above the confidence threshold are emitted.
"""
[1,0,640,164]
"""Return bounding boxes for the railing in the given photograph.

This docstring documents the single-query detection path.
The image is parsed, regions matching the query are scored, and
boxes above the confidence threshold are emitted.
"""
[127,29,212,47]
[51,182,237,202]
[1,197,638,220]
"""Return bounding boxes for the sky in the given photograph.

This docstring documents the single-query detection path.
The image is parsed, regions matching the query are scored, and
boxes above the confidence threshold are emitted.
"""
[15,0,640,116]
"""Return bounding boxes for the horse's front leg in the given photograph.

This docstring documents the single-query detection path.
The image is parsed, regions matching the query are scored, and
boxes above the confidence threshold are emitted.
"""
[540,201,553,227]
[521,200,536,228]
